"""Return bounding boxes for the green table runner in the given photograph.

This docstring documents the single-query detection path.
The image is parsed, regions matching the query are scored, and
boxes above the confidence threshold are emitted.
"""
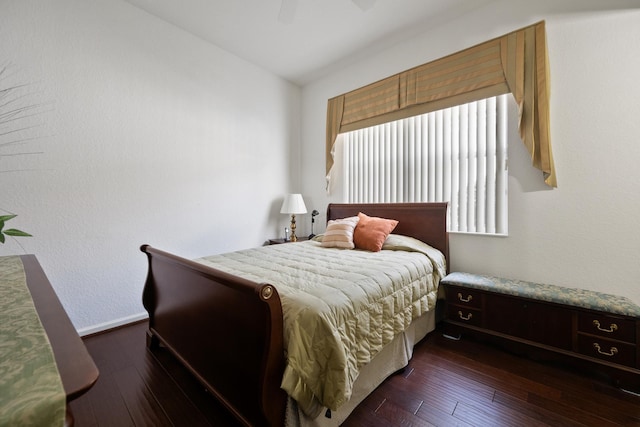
[0,256,65,427]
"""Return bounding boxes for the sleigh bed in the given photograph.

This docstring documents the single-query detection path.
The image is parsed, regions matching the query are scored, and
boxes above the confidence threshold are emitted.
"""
[141,202,449,427]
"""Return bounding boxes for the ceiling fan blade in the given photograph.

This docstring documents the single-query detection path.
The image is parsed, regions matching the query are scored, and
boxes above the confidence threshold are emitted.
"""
[278,0,298,24]
[351,0,377,11]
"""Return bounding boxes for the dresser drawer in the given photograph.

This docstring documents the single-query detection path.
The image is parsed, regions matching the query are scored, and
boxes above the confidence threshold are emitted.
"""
[444,286,483,309]
[577,312,636,343]
[446,305,482,327]
[577,335,636,368]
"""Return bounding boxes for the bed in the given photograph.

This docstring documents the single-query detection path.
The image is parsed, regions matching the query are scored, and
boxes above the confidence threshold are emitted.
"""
[141,202,449,427]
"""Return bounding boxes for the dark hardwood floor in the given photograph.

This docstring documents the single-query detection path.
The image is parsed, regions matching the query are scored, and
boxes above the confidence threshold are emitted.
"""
[69,321,640,426]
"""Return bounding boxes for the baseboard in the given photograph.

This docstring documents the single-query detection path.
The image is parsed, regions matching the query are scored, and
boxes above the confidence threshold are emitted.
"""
[78,312,149,337]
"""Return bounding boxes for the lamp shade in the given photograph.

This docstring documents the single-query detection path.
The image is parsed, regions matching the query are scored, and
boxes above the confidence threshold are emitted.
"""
[280,194,307,214]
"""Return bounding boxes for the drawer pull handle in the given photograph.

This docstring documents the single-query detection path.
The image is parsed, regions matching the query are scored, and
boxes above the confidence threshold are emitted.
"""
[458,311,473,321]
[593,343,618,357]
[592,320,618,333]
[457,293,473,303]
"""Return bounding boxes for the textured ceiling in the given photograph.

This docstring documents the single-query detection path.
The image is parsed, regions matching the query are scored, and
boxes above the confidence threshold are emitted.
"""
[123,0,498,85]
[123,0,640,85]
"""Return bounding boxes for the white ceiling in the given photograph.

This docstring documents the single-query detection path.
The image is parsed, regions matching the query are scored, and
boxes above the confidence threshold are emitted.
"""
[123,0,640,86]
[123,0,499,85]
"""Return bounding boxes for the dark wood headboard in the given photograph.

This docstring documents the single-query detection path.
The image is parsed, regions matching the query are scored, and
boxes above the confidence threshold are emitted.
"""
[326,202,449,267]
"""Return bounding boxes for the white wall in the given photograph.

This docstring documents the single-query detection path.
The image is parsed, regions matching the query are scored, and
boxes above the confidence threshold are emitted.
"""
[0,0,301,333]
[300,1,640,305]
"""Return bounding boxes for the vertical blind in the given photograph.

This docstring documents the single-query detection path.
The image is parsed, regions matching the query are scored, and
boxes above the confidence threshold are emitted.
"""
[342,95,508,235]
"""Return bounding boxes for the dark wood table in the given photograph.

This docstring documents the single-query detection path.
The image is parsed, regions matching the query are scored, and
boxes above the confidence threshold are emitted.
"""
[21,255,99,425]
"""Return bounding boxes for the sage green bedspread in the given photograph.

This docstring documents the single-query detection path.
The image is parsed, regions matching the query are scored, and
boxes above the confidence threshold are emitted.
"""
[196,234,446,417]
[0,256,66,427]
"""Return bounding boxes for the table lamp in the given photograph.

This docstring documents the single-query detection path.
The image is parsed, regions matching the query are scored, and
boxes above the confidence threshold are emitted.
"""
[280,194,307,242]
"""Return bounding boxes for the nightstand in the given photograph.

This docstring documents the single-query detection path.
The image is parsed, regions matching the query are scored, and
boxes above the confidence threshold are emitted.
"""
[268,237,309,245]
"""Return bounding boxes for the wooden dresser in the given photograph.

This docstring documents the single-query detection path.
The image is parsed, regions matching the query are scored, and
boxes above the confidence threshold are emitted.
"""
[441,272,640,392]
[21,255,99,425]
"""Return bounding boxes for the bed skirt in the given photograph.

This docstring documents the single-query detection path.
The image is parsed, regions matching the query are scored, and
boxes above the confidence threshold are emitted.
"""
[285,310,436,427]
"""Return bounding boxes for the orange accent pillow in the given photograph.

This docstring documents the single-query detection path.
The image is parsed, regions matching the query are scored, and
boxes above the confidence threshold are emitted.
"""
[353,212,399,252]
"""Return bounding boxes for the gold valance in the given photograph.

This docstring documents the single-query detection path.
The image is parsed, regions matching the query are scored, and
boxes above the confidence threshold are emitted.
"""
[326,21,556,187]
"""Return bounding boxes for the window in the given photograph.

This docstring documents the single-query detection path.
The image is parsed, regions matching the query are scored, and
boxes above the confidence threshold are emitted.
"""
[338,94,508,235]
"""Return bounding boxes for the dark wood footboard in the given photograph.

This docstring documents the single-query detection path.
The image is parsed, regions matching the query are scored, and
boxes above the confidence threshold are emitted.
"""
[140,245,287,427]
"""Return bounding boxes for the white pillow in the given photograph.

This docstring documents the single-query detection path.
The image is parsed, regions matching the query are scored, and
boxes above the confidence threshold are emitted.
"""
[321,216,360,249]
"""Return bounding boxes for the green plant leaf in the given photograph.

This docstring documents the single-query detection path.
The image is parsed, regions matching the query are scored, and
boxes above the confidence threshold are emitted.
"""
[3,229,32,237]
[0,214,31,243]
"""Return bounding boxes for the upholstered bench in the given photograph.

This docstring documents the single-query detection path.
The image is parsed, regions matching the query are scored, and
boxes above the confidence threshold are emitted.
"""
[442,272,640,317]
[440,272,640,391]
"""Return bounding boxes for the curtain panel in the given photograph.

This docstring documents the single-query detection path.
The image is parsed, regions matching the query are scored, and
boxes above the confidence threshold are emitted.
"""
[326,21,556,187]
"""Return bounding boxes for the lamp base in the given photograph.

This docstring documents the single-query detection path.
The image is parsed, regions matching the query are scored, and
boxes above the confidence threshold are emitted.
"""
[290,214,298,242]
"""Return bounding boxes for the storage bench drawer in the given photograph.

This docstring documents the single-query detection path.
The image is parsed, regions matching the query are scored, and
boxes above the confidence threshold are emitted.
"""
[444,285,483,309]
[577,335,636,368]
[578,312,636,343]
[446,305,482,327]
